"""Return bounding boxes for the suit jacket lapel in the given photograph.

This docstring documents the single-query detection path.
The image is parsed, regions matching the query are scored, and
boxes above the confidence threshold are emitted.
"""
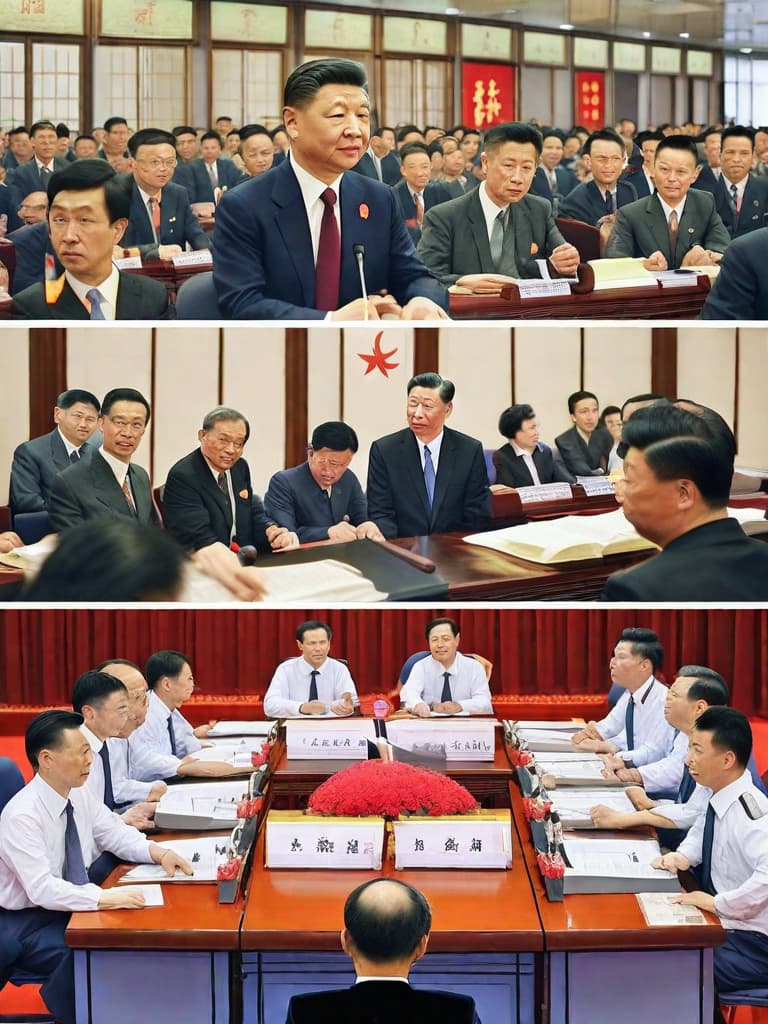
[50,429,71,471]
[647,195,673,261]
[55,281,89,319]
[194,449,232,529]
[403,432,431,522]
[466,192,494,271]
[91,452,132,516]
[271,163,316,306]
[431,429,455,525]
[340,171,378,300]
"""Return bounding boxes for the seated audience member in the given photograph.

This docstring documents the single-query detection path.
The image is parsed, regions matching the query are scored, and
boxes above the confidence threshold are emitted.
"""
[171,125,200,166]
[493,403,571,488]
[358,127,401,186]
[529,128,577,214]
[692,124,768,238]
[234,123,274,181]
[600,404,623,473]
[224,129,240,159]
[605,135,729,268]
[264,420,383,543]
[653,708,768,999]
[621,129,662,199]
[163,405,297,555]
[418,122,580,291]
[12,161,169,319]
[10,387,100,514]
[561,132,582,168]
[393,142,451,243]
[16,190,48,225]
[0,710,192,1024]
[48,387,157,532]
[120,128,211,258]
[97,116,131,165]
[270,124,289,163]
[286,879,479,1024]
[6,120,67,231]
[212,58,447,320]
[185,130,246,203]
[571,628,677,780]
[367,372,491,539]
[399,618,493,717]
[555,390,613,478]
[559,127,638,228]
[696,127,722,188]
[602,402,768,600]
[263,620,357,719]
[700,226,768,320]
[437,135,472,198]
[590,666,729,834]
[72,134,99,160]
[6,219,60,295]
[2,126,33,173]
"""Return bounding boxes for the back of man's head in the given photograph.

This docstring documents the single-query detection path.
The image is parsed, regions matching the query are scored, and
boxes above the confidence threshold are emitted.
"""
[344,879,431,962]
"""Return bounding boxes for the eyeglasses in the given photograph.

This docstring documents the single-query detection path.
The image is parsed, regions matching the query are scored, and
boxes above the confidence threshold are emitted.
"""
[207,434,245,451]
[138,158,178,170]
[107,417,146,434]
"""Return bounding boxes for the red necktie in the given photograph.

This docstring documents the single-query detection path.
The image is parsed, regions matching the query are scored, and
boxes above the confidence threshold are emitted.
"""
[315,187,340,311]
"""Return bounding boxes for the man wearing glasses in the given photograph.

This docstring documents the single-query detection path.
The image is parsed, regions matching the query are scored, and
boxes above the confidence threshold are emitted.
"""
[163,406,297,554]
[559,127,638,227]
[48,388,159,531]
[120,127,211,258]
[264,420,383,543]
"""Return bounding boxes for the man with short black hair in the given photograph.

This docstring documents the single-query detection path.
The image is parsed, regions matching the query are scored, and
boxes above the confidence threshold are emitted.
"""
[2,126,32,173]
[10,388,101,514]
[185,129,245,203]
[286,879,479,1023]
[73,135,99,160]
[263,620,357,719]
[235,124,274,181]
[172,125,200,165]
[6,119,67,230]
[393,142,451,242]
[400,617,493,717]
[264,420,382,543]
[559,127,638,226]
[693,125,768,238]
[367,372,491,539]
[554,390,613,479]
[98,116,131,164]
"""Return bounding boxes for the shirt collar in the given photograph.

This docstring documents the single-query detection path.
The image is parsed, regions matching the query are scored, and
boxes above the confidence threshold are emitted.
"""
[630,675,656,705]
[99,443,130,484]
[710,769,754,818]
[80,723,104,753]
[65,265,120,318]
[289,152,343,207]
[30,771,69,821]
[57,425,81,457]
[479,180,509,236]
[657,194,687,218]
[512,440,536,458]
[355,977,409,985]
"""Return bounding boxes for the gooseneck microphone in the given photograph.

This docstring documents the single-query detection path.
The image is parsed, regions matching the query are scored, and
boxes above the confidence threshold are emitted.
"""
[353,243,368,321]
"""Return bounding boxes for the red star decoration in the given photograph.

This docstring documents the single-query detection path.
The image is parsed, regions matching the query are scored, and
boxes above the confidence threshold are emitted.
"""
[358,332,399,377]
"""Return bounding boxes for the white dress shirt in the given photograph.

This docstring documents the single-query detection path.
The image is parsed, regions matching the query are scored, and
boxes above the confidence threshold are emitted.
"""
[418,430,444,476]
[400,651,492,715]
[109,736,154,806]
[658,194,687,223]
[678,771,768,934]
[263,656,357,719]
[511,440,542,486]
[655,781,711,830]
[478,181,508,245]
[638,725,688,794]
[595,676,676,766]
[0,773,153,912]
[65,266,120,320]
[289,154,343,264]
[98,444,131,492]
[80,723,108,804]
[128,690,202,782]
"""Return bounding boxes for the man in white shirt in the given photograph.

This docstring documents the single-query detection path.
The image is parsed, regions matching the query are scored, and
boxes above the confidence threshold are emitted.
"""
[400,618,493,717]
[0,709,191,1024]
[653,708,768,997]
[264,620,357,719]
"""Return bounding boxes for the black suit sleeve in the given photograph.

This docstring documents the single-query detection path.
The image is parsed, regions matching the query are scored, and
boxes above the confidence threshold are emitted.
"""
[48,473,86,532]
[366,441,400,539]
[417,205,462,286]
[10,444,47,513]
[246,490,273,553]
[700,239,757,320]
[463,443,493,529]
[162,469,224,551]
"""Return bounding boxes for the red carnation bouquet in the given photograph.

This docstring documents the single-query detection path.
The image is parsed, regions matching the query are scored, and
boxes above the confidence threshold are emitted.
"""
[308,760,479,818]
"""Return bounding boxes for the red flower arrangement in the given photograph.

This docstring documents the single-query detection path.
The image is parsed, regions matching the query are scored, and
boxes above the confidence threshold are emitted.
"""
[508,748,535,768]
[537,850,565,880]
[236,796,263,820]
[250,741,272,768]
[308,760,479,818]
[216,855,243,882]
[522,796,552,821]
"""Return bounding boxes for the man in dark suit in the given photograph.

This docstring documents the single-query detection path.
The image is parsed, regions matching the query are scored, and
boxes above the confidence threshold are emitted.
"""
[619,130,663,200]
[493,403,571,488]
[696,127,722,191]
[12,159,170,319]
[6,220,60,294]
[367,372,491,539]
[392,142,451,243]
[48,388,158,533]
[286,879,479,1024]
[417,122,580,291]
[605,135,730,269]
[120,128,211,258]
[6,120,68,230]
[212,58,447,320]
[700,225,768,319]
[183,131,245,204]
[264,420,382,543]
[603,403,768,601]
[559,128,638,226]
[352,128,401,185]
[97,117,131,165]
[2,126,32,174]
[10,388,101,515]
[555,390,613,479]
[528,129,577,215]
[162,406,296,554]
[692,125,768,238]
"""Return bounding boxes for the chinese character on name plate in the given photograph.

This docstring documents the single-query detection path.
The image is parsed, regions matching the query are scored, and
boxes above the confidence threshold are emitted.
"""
[291,838,303,852]
[470,838,483,852]
[414,838,424,852]
[347,839,359,854]
[445,837,459,852]
[317,837,335,853]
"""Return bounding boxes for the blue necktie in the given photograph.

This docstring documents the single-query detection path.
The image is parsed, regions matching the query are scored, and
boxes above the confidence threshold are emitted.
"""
[698,804,717,895]
[62,800,88,885]
[167,714,177,755]
[624,697,635,750]
[423,446,435,507]
[677,764,696,804]
[99,741,115,810]
[440,672,452,703]
[87,288,106,320]
[308,670,319,702]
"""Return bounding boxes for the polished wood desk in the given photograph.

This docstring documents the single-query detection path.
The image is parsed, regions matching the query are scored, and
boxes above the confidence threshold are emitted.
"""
[123,258,211,303]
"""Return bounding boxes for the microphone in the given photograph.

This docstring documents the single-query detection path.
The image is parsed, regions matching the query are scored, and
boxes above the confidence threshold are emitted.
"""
[353,243,368,321]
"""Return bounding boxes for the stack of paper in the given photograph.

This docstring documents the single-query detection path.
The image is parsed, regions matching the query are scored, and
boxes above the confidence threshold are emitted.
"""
[154,781,249,830]
[546,788,637,829]
[533,752,623,786]
[560,835,679,894]
[119,835,232,883]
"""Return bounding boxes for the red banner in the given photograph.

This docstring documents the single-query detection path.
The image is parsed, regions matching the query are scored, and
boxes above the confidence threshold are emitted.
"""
[461,63,515,130]
[574,70,605,128]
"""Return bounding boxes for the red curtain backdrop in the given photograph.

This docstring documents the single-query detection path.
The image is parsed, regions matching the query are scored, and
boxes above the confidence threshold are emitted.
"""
[574,70,605,129]
[1,609,766,717]
[461,63,515,131]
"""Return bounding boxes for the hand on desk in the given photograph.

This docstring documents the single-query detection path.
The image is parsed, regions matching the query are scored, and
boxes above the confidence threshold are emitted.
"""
[0,261,9,293]
[455,273,514,295]
[158,244,183,260]
[122,802,157,831]
[193,721,217,739]
[355,520,385,541]
[589,804,635,830]
[147,780,168,801]
[176,756,239,777]
[625,785,656,811]
[681,245,722,267]
[652,851,690,873]
[643,251,668,272]
[98,887,147,910]
[573,736,618,754]
[670,891,717,913]
[150,846,194,878]
[191,542,267,601]
[330,295,400,320]
[571,721,603,744]
[549,242,580,277]
[328,520,359,543]
[0,532,23,554]
[267,525,299,550]
[431,700,463,715]
[299,700,328,716]
[400,296,449,320]
[330,693,355,717]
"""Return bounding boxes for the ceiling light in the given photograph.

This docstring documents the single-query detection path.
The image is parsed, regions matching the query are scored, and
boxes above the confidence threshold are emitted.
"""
[740,46,753,53]
[445,6,460,13]
[679,32,690,39]
[642,31,652,38]
[559,23,574,30]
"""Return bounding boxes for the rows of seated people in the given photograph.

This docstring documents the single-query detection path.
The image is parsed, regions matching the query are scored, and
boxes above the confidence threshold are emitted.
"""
[1,57,765,318]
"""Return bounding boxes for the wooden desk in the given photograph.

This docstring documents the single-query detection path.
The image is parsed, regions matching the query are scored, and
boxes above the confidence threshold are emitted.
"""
[240,827,542,1024]
[66,854,241,1024]
[123,259,212,303]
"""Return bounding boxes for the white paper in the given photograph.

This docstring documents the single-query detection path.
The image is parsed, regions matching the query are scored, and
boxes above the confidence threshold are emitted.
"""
[563,837,669,880]
[286,719,375,759]
[393,817,512,869]
[113,255,143,270]
[516,279,572,299]
[181,559,386,603]
[549,788,636,827]
[516,482,573,504]
[172,249,213,267]
[116,884,165,906]
[385,719,495,761]
[636,892,707,927]
[207,721,273,738]
[266,817,384,869]
[119,836,231,883]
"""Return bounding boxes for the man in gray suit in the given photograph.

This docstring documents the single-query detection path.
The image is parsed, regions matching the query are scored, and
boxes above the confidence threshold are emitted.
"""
[10,388,101,515]
[48,388,158,532]
[417,122,579,292]
[605,135,730,269]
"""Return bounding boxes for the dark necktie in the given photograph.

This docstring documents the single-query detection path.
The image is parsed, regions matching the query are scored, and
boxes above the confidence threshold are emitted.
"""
[308,670,319,702]
[423,445,435,507]
[217,471,228,495]
[606,191,616,214]
[87,288,106,321]
[315,187,340,311]
[490,208,505,268]
[698,804,717,895]
[121,473,136,515]
[40,165,51,185]
[625,697,635,750]
[62,800,88,885]
[440,672,452,703]
[668,209,679,263]
[69,449,80,464]
[99,741,115,810]
[167,714,177,755]
[677,763,696,804]
[729,182,739,213]
[498,205,519,277]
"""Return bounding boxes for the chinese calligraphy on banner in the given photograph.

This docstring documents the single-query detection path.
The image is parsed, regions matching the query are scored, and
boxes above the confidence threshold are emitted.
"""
[574,70,605,127]
[461,62,515,130]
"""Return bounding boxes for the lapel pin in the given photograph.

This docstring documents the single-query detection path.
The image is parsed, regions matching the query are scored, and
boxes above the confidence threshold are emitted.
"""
[530,242,539,255]
[169,216,177,223]
[359,203,369,219]
[239,489,249,499]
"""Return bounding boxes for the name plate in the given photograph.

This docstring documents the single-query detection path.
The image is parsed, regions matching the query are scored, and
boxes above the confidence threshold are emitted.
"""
[113,255,143,269]
[385,719,495,761]
[517,279,572,299]
[286,718,375,759]
[265,811,384,869]
[578,477,616,496]
[393,812,512,869]
[172,249,213,268]
[516,482,573,504]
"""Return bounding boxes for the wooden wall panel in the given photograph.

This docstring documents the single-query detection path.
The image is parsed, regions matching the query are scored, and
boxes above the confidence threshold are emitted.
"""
[438,326,512,449]
[582,325,653,411]
[513,325,581,444]
[737,328,768,467]
[676,326,737,427]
